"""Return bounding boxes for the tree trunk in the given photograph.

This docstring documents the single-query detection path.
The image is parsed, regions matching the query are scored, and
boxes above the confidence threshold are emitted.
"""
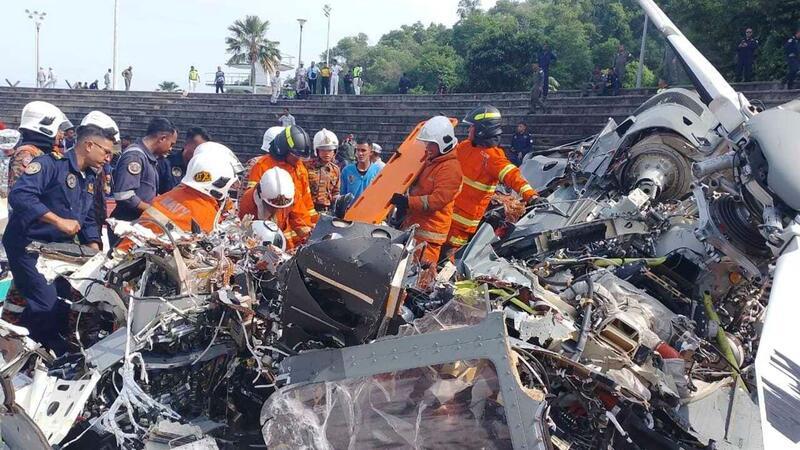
[251,60,256,94]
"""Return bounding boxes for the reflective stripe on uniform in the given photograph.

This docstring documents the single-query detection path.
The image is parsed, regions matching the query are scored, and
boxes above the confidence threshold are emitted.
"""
[448,235,470,246]
[520,184,534,194]
[498,164,515,183]
[415,228,447,242]
[474,112,501,121]
[462,176,496,193]
[309,208,319,216]
[114,190,136,201]
[451,213,481,228]
[420,195,429,211]
[285,127,295,148]
[2,302,25,313]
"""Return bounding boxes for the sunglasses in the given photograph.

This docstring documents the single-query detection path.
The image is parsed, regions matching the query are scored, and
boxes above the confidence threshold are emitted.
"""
[90,140,114,154]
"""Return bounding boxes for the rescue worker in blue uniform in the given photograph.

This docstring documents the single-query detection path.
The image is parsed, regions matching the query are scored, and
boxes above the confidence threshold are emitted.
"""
[784,29,800,90]
[2,114,118,354]
[110,117,176,231]
[734,28,759,82]
[538,43,557,99]
[157,126,211,194]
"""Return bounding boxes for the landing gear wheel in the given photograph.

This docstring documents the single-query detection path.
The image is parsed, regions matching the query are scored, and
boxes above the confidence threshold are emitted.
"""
[620,134,694,201]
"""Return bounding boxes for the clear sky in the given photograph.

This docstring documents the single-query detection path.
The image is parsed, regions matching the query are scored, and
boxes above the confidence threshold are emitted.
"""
[2,0,497,92]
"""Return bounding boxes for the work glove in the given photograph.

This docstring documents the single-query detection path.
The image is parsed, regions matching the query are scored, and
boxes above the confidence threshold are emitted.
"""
[526,195,548,207]
[390,193,409,210]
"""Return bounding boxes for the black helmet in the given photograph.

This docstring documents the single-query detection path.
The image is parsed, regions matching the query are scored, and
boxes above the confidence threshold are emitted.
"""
[271,125,311,159]
[463,105,503,141]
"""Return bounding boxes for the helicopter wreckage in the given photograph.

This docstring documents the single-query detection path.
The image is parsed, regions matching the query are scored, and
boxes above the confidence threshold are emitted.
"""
[1,0,800,448]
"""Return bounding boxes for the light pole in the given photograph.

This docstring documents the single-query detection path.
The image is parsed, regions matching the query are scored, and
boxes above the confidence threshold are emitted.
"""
[323,4,332,65]
[25,9,46,87]
[636,14,648,88]
[297,18,307,68]
[113,0,119,90]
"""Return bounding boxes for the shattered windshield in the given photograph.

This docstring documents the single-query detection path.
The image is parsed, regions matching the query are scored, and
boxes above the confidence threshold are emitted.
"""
[262,359,512,449]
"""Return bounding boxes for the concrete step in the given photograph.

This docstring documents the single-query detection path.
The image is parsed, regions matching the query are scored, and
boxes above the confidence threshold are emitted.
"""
[0,108,623,141]
[1,80,783,100]
[0,81,790,103]
[2,89,794,117]
[2,82,796,166]
[1,94,793,123]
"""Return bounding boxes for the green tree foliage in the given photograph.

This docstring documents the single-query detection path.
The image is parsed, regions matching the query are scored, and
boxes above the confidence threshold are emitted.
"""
[225,16,281,91]
[457,0,481,20]
[663,0,800,81]
[157,81,179,92]
[325,33,370,65]
[322,0,799,94]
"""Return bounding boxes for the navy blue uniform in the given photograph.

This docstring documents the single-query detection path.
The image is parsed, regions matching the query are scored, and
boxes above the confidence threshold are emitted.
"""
[156,151,186,194]
[538,50,557,98]
[784,36,800,89]
[510,132,534,165]
[110,140,159,221]
[2,151,99,354]
[735,37,759,82]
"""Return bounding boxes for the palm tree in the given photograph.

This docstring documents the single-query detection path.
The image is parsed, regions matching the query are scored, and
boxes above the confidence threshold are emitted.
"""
[158,81,179,92]
[225,15,281,93]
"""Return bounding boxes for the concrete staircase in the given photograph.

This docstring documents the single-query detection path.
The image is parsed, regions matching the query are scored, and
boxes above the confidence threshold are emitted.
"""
[0,82,796,162]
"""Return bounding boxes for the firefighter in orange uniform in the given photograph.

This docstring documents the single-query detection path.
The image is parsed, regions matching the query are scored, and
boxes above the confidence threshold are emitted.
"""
[246,126,316,244]
[445,105,538,254]
[238,167,298,249]
[134,142,241,237]
[391,116,462,266]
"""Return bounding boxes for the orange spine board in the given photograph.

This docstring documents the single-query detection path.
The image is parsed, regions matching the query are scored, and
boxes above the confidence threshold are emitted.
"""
[344,118,458,224]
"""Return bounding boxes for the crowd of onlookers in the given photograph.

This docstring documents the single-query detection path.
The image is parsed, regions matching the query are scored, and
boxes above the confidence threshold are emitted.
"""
[290,60,365,100]
[35,66,130,91]
[529,26,800,112]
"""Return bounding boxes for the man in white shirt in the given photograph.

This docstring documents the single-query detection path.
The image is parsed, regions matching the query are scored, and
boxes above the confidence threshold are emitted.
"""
[370,143,386,171]
[352,65,364,95]
[103,69,112,90]
[331,60,342,95]
[278,108,296,127]
[37,67,46,88]
[271,71,282,104]
[45,68,57,88]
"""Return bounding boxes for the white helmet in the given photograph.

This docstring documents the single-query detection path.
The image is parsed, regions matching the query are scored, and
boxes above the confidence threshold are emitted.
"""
[0,129,21,152]
[182,143,240,200]
[256,167,295,208]
[19,101,66,138]
[371,143,382,154]
[251,220,287,251]
[417,115,457,155]
[261,126,285,152]
[80,110,120,143]
[193,141,245,175]
[313,128,339,154]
